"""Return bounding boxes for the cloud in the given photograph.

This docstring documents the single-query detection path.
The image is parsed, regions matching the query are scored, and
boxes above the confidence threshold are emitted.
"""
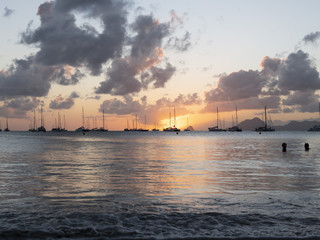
[21,0,127,76]
[260,56,281,74]
[0,57,55,99]
[203,50,320,113]
[303,31,320,44]
[3,7,14,17]
[0,57,85,99]
[0,97,40,118]
[49,92,79,109]
[278,50,320,92]
[99,96,144,115]
[149,63,176,88]
[205,70,267,102]
[202,96,280,113]
[52,66,85,85]
[86,95,101,100]
[99,93,202,126]
[166,31,191,52]
[0,0,190,103]
[95,13,181,95]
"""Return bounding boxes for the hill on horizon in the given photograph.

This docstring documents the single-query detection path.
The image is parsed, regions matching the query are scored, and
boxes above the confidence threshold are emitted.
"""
[238,118,320,131]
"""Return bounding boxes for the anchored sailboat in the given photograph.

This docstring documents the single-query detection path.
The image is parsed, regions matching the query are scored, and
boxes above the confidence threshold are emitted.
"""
[75,107,90,132]
[163,107,180,132]
[124,114,148,131]
[308,103,320,131]
[96,109,108,131]
[208,107,226,132]
[37,105,46,132]
[228,105,242,132]
[29,110,37,132]
[4,116,9,131]
[184,116,191,131]
[51,112,67,132]
[255,106,275,132]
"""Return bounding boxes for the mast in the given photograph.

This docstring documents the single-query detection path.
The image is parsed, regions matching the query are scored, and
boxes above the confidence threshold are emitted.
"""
[235,105,238,127]
[174,106,176,127]
[40,105,44,127]
[58,112,61,129]
[102,109,105,130]
[216,107,219,128]
[169,112,171,127]
[34,110,36,129]
[82,107,85,128]
[135,114,138,129]
[264,106,267,129]
[144,114,147,130]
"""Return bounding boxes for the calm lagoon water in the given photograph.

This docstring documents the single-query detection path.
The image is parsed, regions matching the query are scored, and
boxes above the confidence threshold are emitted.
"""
[0,131,320,239]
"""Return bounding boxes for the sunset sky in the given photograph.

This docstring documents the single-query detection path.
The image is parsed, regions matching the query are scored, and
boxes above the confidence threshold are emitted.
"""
[1,0,320,130]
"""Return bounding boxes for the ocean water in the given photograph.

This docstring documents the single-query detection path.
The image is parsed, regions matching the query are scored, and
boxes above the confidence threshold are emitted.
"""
[0,131,319,239]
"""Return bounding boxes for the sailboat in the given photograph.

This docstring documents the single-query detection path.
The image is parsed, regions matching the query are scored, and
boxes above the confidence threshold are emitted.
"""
[163,107,180,132]
[124,119,130,131]
[208,107,226,132]
[227,105,242,132]
[4,116,10,131]
[255,106,275,132]
[37,106,46,132]
[139,114,149,131]
[96,110,108,131]
[184,116,190,131]
[124,114,149,131]
[0,120,2,131]
[51,112,65,131]
[75,107,90,132]
[152,121,159,131]
[308,103,320,131]
[29,110,37,132]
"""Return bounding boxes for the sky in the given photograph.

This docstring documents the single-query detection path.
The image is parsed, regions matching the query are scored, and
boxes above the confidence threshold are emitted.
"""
[1,0,320,131]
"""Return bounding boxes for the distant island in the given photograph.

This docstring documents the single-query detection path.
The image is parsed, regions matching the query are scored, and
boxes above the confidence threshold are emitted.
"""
[238,117,320,131]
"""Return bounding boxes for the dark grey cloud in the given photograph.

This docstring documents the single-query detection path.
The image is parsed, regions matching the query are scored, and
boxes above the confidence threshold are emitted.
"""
[0,97,40,118]
[303,31,320,44]
[205,70,267,103]
[282,90,317,106]
[202,96,280,113]
[150,63,176,88]
[3,7,14,17]
[0,0,188,103]
[278,50,320,93]
[100,96,144,115]
[49,92,79,109]
[52,66,85,85]
[282,90,320,113]
[203,50,320,113]
[0,57,55,99]
[22,0,127,75]
[95,13,180,95]
[260,56,281,74]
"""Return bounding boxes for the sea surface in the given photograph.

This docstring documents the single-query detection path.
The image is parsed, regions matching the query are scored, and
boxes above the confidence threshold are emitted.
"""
[0,131,320,239]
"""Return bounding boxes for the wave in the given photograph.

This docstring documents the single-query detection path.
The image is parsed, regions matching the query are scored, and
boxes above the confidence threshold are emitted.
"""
[0,211,319,239]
